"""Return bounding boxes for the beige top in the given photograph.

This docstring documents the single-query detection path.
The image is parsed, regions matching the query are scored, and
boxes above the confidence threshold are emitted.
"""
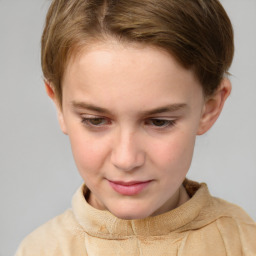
[16,180,256,256]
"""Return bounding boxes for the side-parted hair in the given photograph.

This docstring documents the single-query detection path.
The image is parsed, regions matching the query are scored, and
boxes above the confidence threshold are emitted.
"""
[41,0,234,104]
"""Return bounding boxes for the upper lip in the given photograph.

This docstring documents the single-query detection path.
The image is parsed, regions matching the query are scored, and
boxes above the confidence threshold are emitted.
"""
[108,180,152,186]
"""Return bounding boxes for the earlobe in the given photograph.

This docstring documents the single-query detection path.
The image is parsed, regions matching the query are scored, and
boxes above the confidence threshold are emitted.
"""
[197,78,231,135]
[56,109,68,135]
[44,81,68,135]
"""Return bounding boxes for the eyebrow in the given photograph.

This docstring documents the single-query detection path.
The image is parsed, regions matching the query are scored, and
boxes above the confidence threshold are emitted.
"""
[141,103,187,116]
[71,101,187,116]
[71,101,112,115]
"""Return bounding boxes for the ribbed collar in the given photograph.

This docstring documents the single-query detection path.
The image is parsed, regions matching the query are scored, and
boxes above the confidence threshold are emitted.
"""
[72,180,212,239]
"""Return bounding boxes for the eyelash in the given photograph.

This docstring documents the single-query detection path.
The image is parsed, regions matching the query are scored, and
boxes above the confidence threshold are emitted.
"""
[81,117,111,127]
[144,119,176,129]
[81,116,176,130]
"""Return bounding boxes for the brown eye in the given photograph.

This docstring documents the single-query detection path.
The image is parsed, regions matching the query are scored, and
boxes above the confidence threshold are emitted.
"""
[145,119,176,128]
[81,117,108,127]
[151,119,168,127]
[88,118,105,126]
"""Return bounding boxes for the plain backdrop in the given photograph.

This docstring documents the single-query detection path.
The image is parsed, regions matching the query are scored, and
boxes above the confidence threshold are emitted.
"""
[0,0,255,255]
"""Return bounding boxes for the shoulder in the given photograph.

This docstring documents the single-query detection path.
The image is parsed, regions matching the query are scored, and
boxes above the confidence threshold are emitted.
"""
[213,198,256,254]
[213,198,256,235]
[191,194,256,255]
[15,209,86,256]
[210,196,254,221]
[185,180,255,226]
[182,181,256,255]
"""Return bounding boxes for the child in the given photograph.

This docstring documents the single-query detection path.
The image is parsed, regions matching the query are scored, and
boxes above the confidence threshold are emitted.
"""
[16,0,256,255]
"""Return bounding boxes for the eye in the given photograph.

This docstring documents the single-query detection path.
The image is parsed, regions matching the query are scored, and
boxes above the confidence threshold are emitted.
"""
[81,117,110,127]
[145,118,176,128]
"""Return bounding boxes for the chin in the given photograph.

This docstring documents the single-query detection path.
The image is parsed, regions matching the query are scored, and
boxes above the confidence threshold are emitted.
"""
[109,206,152,220]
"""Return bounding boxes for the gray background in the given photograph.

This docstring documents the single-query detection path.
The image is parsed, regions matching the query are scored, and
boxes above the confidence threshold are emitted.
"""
[0,0,255,255]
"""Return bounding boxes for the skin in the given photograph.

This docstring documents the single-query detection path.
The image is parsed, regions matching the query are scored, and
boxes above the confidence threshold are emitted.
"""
[46,40,231,220]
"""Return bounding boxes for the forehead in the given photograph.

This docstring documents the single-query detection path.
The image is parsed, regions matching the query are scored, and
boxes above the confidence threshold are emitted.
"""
[62,41,203,111]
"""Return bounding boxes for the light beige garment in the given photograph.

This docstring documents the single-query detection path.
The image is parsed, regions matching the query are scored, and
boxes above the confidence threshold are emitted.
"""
[16,180,256,256]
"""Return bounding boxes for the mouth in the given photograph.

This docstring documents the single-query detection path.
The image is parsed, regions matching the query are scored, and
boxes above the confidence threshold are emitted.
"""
[108,180,153,196]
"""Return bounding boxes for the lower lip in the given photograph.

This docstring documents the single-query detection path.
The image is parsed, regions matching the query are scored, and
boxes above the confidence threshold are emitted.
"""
[108,180,152,196]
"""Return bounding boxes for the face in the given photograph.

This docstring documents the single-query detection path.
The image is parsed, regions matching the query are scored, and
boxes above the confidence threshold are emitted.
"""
[50,41,228,220]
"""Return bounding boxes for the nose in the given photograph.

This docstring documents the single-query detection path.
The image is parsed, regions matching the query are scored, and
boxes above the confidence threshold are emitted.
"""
[111,130,145,171]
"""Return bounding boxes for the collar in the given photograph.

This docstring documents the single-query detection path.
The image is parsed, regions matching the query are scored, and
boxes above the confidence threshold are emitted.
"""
[72,179,212,239]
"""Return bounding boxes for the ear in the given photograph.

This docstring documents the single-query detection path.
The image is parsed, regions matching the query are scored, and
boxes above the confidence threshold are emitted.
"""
[197,78,231,135]
[45,81,68,135]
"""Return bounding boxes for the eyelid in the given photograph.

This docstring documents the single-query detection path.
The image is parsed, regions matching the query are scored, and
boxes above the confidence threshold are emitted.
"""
[146,116,177,122]
[80,113,111,120]
[145,117,177,129]
[79,113,178,130]
[80,113,105,118]
[80,114,111,128]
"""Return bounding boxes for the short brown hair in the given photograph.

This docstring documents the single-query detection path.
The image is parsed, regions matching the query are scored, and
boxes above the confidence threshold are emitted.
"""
[41,0,234,104]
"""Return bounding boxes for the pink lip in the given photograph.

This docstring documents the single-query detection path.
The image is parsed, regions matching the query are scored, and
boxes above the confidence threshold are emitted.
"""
[108,180,152,196]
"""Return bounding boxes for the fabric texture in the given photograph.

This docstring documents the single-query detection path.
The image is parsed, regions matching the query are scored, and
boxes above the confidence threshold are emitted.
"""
[16,180,256,256]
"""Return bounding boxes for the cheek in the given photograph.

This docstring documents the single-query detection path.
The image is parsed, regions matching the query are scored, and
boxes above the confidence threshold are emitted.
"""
[68,131,110,175]
[151,131,196,174]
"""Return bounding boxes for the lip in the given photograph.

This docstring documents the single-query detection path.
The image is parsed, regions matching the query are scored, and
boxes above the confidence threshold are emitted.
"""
[108,180,152,196]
